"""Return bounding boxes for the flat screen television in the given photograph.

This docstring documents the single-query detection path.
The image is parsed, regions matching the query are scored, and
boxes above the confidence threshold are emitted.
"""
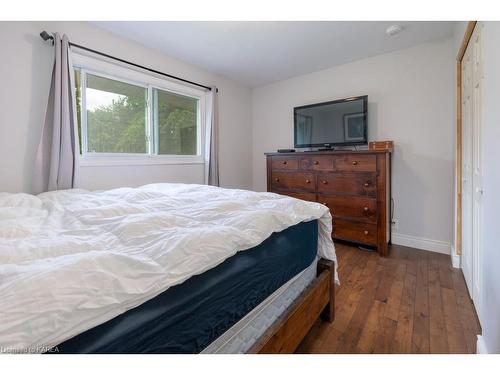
[294,95,368,148]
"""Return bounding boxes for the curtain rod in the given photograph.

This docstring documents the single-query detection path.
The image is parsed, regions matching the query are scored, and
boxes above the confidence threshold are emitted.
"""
[39,31,217,93]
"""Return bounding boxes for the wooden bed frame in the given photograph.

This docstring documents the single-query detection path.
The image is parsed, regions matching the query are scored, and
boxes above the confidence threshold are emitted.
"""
[248,258,335,353]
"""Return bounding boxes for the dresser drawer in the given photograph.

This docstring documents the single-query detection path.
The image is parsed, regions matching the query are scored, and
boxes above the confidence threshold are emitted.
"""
[275,191,316,202]
[271,156,299,170]
[319,194,377,223]
[271,172,315,191]
[299,156,335,171]
[332,218,377,246]
[334,154,376,172]
[317,173,376,197]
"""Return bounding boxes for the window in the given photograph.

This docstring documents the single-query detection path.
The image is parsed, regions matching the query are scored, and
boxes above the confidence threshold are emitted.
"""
[73,54,205,165]
[153,88,199,156]
[81,72,148,154]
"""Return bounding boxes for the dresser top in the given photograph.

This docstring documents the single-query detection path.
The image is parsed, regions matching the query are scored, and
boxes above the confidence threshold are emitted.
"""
[265,149,391,156]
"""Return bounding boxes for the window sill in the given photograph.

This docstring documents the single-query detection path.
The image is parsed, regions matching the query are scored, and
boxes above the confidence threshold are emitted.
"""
[79,156,205,167]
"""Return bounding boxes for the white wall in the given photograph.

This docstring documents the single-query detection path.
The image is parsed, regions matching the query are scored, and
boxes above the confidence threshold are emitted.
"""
[476,21,500,354]
[251,38,455,249]
[0,21,252,193]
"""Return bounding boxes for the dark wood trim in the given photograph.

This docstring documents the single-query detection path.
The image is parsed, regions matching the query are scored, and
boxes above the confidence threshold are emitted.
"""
[455,21,477,257]
[247,259,335,353]
[457,22,478,62]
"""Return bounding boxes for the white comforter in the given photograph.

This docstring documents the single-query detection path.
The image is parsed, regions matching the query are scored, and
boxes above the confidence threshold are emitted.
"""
[0,183,336,353]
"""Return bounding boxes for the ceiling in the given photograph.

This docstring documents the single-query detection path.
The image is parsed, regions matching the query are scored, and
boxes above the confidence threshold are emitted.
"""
[93,21,455,88]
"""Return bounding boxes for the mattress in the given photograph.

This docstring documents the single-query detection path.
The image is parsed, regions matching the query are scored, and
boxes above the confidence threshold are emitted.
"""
[53,219,319,353]
[202,257,318,354]
[1,183,336,352]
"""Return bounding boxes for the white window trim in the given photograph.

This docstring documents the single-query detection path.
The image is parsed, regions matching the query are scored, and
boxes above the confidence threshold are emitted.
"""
[72,51,207,167]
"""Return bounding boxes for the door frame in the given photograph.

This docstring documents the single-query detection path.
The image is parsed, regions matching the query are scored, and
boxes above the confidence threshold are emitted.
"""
[455,21,477,259]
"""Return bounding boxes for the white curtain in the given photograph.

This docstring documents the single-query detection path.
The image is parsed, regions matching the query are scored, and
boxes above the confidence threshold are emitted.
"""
[33,33,79,194]
[204,86,219,186]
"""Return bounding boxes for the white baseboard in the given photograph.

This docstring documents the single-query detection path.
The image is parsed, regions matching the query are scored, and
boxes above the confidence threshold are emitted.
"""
[392,233,451,255]
[476,335,488,354]
[450,245,461,268]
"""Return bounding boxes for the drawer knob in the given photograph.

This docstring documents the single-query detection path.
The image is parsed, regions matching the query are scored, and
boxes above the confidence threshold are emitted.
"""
[282,160,287,165]
[322,202,328,206]
[322,180,328,185]
[364,181,370,187]
[364,230,369,235]
[275,177,280,182]
[314,160,319,165]
[364,206,369,212]
[352,161,358,166]
[305,179,311,184]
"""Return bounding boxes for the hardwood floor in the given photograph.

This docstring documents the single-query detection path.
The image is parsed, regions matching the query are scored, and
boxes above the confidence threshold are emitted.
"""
[296,243,481,354]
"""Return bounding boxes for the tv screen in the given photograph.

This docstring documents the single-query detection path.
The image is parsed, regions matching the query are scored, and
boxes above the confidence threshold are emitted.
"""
[294,95,368,148]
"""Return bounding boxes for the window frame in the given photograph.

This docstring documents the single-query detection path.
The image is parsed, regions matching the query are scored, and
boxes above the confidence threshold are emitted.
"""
[73,52,206,167]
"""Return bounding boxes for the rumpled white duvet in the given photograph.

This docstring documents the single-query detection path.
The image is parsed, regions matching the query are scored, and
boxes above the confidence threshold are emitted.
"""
[0,183,336,353]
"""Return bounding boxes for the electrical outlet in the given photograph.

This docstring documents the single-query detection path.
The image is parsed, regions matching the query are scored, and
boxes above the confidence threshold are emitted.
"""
[391,219,398,231]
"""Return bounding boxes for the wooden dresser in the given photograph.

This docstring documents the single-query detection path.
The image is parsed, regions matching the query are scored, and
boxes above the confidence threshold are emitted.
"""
[265,150,391,256]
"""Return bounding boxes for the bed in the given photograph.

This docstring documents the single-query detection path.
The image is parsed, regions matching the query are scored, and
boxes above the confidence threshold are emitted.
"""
[0,183,337,354]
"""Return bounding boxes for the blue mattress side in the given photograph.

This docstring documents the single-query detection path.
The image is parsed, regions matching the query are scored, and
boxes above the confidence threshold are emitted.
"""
[53,219,318,354]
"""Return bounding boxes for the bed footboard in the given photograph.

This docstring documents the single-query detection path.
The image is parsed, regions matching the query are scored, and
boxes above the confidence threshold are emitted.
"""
[247,258,335,354]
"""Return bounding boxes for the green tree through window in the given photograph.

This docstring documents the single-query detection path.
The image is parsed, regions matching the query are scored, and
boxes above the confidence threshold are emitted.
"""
[154,88,198,155]
[74,70,199,156]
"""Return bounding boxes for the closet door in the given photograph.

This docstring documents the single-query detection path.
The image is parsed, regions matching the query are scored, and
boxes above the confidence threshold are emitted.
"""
[471,24,484,307]
[461,43,473,292]
[461,23,483,313]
